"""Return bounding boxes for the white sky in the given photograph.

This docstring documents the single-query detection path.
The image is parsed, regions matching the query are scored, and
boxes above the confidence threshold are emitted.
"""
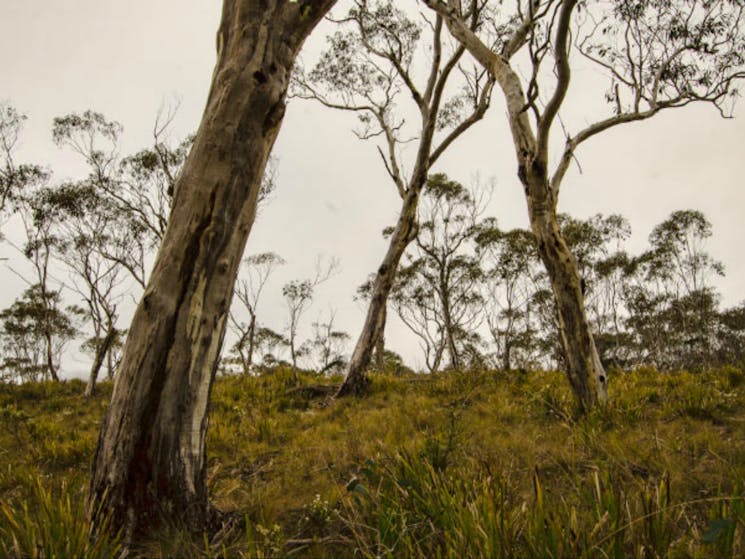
[2,1,744,376]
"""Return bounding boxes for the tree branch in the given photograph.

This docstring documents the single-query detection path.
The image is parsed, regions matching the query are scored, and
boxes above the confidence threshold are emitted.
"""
[536,0,576,163]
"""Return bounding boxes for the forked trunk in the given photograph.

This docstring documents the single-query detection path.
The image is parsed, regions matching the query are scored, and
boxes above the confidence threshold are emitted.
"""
[336,189,419,397]
[430,339,445,373]
[529,202,608,410]
[84,327,116,398]
[88,0,335,541]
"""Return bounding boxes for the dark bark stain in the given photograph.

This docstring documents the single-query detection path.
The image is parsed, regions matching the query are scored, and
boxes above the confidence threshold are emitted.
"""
[121,189,217,538]
[262,98,286,137]
[531,158,546,179]
[253,70,267,84]
[517,164,528,185]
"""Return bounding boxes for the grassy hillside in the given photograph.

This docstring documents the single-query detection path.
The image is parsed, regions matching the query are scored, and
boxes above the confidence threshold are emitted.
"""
[1,366,745,557]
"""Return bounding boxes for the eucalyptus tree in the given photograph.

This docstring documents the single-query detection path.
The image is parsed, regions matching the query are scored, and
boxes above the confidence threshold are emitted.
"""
[589,250,634,368]
[647,210,724,297]
[0,104,32,220]
[39,183,126,396]
[50,114,136,394]
[559,213,632,367]
[475,222,544,370]
[649,211,724,367]
[309,309,351,374]
[0,285,81,382]
[392,174,486,370]
[423,0,745,409]
[228,252,285,375]
[390,262,447,372]
[52,110,187,288]
[252,325,290,369]
[716,302,745,366]
[10,189,70,382]
[87,0,338,541]
[281,256,338,376]
[294,0,494,394]
[622,251,674,368]
[354,274,389,369]
[624,210,724,368]
[0,105,72,381]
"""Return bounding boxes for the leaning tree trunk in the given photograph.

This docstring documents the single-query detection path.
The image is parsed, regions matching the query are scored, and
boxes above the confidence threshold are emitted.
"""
[525,177,607,410]
[88,0,336,542]
[336,188,420,397]
[84,326,116,398]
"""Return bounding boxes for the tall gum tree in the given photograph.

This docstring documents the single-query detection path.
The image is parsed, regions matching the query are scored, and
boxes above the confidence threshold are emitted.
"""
[87,0,337,541]
[294,0,494,396]
[423,0,745,410]
[0,105,69,382]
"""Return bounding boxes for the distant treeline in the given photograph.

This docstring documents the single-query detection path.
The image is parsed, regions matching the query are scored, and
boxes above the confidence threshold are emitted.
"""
[1,106,743,390]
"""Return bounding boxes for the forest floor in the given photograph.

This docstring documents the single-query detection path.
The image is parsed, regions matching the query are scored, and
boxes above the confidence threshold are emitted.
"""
[1,366,745,558]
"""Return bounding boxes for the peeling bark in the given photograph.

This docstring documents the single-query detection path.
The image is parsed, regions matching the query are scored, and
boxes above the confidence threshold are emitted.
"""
[87,0,336,542]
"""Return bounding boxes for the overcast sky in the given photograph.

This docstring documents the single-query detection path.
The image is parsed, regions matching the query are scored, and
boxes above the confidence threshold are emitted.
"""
[2,1,744,375]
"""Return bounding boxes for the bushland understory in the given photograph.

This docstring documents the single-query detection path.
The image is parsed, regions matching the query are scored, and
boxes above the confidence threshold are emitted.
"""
[1,365,744,558]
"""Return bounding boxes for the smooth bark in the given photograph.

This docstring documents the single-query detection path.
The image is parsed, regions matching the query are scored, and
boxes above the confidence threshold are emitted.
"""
[88,0,336,541]
[425,0,607,409]
[373,304,386,370]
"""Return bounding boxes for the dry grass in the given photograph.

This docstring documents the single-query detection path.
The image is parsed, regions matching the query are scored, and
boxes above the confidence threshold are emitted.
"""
[1,366,744,557]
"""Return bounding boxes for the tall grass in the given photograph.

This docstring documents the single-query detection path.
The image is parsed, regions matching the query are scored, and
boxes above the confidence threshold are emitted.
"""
[1,367,744,557]
[340,450,745,559]
[0,475,121,559]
